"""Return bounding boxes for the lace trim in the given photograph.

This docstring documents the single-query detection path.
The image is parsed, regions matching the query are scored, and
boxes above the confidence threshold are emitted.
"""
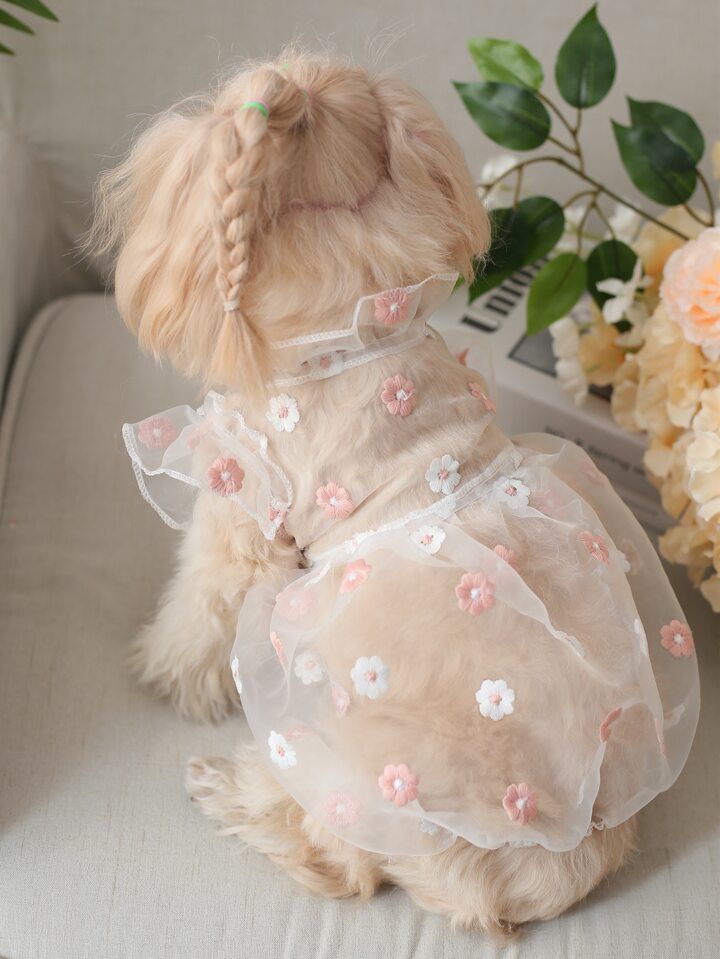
[271,329,433,388]
[123,392,293,540]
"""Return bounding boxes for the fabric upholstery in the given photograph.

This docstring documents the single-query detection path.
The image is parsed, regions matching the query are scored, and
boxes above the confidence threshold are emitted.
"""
[0,295,718,958]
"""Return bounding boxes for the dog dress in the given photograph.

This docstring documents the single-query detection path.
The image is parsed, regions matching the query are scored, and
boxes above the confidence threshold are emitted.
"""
[124,273,700,855]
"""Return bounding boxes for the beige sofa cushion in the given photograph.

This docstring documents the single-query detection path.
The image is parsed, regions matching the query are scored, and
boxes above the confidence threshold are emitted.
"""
[1,295,719,958]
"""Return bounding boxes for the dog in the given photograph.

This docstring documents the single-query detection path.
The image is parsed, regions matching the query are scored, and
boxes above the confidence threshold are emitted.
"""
[91,49,698,936]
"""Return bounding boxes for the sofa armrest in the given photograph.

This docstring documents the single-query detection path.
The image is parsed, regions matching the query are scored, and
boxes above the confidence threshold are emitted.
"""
[0,127,98,406]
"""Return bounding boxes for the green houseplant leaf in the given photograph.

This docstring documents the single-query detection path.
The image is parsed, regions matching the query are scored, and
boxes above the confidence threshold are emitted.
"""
[0,8,33,33]
[612,122,696,204]
[468,37,544,90]
[555,4,616,108]
[468,197,565,302]
[586,239,638,307]
[520,196,565,263]
[468,206,528,301]
[628,98,704,164]
[454,81,551,150]
[527,253,587,333]
[4,0,58,21]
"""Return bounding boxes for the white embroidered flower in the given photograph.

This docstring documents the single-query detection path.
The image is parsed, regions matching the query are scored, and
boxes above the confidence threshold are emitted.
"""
[420,818,439,836]
[350,655,390,700]
[425,455,461,496]
[266,393,300,433]
[410,525,446,554]
[230,655,242,694]
[619,538,643,575]
[268,730,297,770]
[493,475,531,509]
[596,259,652,325]
[475,679,515,721]
[293,651,324,685]
[550,317,588,406]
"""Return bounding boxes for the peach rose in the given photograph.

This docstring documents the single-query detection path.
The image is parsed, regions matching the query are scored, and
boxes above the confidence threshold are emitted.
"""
[661,227,720,361]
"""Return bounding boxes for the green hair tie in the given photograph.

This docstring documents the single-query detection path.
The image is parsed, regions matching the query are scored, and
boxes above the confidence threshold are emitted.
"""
[241,100,269,119]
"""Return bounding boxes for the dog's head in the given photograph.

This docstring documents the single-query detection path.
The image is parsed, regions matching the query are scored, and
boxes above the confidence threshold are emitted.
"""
[92,49,489,393]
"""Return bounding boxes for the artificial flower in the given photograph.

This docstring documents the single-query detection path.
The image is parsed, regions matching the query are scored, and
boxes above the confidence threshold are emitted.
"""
[410,525,446,554]
[661,227,720,361]
[596,259,652,325]
[502,783,537,825]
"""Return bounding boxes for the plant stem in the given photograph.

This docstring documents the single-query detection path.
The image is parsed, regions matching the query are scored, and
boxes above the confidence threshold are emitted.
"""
[576,191,600,252]
[480,155,692,240]
[563,188,597,209]
[693,168,716,227]
[513,165,524,207]
[591,200,616,239]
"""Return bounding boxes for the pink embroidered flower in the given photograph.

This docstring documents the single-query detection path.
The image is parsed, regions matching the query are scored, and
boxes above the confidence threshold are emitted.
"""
[378,763,419,807]
[186,420,210,450]
[340,559,372,593]
[374,288,409,326]
[455,571,495,615]
[270,631,287,669]
[468,382,497,413]
[659,619,695,658]
[331,683,350,717]
[381,374,416,417]
[316,482,354,519]
[599,707,623,743]
[502,783,537,825]
[493,544,517,568]
[207,457,245,496]
[276,586,315,621]
[138,416,178,450]
[580,530,609,563]
[324,791,362,826]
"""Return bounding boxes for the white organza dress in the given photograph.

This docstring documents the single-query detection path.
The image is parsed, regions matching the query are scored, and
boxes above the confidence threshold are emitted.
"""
[124,273,700,856]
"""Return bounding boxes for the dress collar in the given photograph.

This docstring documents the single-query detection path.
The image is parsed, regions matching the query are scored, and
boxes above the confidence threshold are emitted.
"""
[270,272,458,387]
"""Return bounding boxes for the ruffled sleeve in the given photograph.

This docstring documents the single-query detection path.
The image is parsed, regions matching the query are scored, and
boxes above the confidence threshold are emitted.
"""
[122,391,292,540]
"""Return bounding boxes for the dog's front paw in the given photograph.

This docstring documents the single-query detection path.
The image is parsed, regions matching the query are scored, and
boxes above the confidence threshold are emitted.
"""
[128,622,240,724]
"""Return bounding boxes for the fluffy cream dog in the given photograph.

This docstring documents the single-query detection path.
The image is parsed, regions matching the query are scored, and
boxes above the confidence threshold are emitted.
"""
[92,50,701,936]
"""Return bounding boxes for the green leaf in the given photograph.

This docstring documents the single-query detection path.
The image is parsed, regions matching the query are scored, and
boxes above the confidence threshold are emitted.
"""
[0,9,34,33]
[628,98,704,164]
[468,37,544,90]
[4,0,58,21]
[586,240,638,307]
[468,196,565,301]
[612,121,696,205]
[0,41,16,54]
[469,206,528,300]
[555,5,616,108]
[454,81,551,151]
[527,254,587,334]
[520,196,565,263]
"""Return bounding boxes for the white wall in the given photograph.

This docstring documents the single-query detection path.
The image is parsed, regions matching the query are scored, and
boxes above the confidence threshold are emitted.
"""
[2,0,718,223]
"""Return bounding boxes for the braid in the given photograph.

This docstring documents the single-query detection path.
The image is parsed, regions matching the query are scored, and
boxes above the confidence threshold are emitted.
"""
[209,72,310,392]
[209,104,270,392]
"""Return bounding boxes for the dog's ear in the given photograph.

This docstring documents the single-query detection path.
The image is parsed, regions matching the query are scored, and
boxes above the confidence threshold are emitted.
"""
[90,109,222,382]
[372,75,490,282]
[90,67,317,394]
